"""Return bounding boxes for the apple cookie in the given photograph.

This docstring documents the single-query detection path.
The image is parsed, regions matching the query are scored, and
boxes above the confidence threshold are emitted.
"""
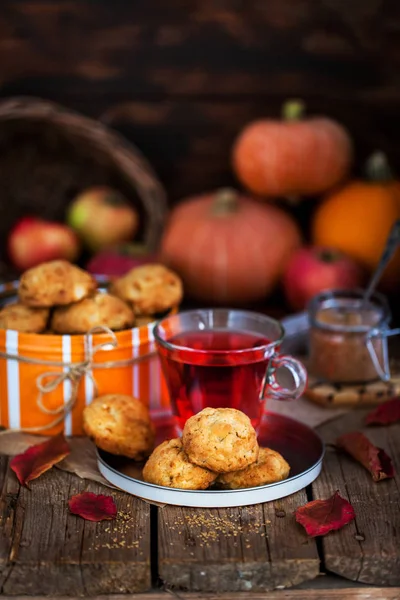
[143,438,218,489]
[83,394,155,460]
[19,260,97,307]
[0,302,49,333]
[217,447,290,489]
[51,292,134,334]
[111,263,183,315]
[182,407,259,473]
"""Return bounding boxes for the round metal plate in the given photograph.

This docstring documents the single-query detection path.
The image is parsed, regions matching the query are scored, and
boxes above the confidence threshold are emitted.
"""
[97,411,324,508]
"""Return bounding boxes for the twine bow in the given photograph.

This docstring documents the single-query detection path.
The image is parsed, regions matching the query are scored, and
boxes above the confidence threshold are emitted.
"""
[0,325,119,435]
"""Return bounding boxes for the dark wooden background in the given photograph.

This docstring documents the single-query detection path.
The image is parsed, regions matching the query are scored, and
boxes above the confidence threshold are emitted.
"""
[0,0,399,204]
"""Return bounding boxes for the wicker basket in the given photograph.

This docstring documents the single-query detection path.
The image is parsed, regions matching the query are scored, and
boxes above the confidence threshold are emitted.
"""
[0,96,167,277]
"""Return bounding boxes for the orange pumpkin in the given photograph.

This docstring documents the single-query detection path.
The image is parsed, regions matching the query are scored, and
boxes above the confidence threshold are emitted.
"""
[233,100,353,198]
[312,152,400,289]
[160,188,302,304]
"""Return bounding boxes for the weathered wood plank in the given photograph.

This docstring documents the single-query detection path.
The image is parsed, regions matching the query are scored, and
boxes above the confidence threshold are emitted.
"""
[261,494,319,589]
[0,456,19,590]
[2,583,400,599]
[0,464,151,595]
[79,485,151,595]
[314,410,400,587]
[0,0,399,98]
[0,1,400,208]
[158,491,319,593]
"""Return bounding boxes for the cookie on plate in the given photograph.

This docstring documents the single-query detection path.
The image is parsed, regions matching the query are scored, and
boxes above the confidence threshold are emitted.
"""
[19,260,97,307]
[111,263,183,315]
[0,302,49,333]
[217,447,290,489]
[83,394,155,460]
[143,438,217,489]
[51,292,134,334]
[182,407,259,473]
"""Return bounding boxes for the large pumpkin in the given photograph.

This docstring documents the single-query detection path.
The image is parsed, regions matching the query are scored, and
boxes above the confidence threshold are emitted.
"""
[312,152,400,289]
[160,188,302,304]
[233,100,353,198]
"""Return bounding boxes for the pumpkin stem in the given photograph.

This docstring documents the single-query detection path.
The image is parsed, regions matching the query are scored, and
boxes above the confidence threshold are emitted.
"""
[282,99,305,121]
[365,151,394,182]
[212,188,239,215]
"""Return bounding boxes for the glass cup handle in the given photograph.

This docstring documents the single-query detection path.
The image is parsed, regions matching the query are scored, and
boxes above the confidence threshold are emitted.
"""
[260,354,308,402]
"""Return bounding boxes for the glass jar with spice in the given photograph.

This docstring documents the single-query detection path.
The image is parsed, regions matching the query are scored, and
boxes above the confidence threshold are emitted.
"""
[308,289,397,384]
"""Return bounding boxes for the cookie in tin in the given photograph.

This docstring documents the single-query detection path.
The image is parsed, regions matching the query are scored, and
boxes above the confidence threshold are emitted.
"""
[19,260,97,308]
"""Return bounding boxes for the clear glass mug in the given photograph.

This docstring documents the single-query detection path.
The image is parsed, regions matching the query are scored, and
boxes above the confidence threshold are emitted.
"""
[154,309,307,431]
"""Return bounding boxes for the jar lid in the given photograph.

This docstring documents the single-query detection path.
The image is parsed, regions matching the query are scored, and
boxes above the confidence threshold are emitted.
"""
[308,289,391,334]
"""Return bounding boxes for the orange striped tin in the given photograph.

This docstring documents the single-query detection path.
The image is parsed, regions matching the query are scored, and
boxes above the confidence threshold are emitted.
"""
[0,281,173,436]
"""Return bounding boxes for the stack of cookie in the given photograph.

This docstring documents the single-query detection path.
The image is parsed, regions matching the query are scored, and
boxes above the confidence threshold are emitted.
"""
[82,398,290,491]
[0,259,183,334]
[143,407,290,490]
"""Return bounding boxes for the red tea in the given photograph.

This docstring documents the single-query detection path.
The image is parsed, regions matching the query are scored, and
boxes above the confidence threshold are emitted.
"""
[157,329,270,430]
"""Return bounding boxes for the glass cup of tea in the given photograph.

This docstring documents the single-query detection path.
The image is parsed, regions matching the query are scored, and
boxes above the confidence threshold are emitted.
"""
[154,309,307,431]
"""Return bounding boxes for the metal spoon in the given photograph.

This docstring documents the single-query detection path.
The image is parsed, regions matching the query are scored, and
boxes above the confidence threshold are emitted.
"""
[363,219,400,305]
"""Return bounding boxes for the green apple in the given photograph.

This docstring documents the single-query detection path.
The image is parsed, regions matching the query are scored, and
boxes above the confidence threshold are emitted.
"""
[67,186,139,251]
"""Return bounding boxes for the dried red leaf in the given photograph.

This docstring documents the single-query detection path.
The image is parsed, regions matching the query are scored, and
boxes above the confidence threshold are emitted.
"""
[10,433,70,487]
[337,431,395,482]
[295,491,355,537]
[68,492,117,522]
[365,398,400,426]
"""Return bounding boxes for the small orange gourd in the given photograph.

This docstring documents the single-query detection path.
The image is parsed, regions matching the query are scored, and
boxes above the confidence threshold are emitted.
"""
[160,188,302,305]
[233,100,353,198]
[312,152,400,289]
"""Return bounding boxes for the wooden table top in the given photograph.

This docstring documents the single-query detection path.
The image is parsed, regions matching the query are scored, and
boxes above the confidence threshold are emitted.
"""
[0,408,399,598]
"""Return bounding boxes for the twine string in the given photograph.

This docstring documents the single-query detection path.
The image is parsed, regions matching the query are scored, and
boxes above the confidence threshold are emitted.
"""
[0,325,153,435]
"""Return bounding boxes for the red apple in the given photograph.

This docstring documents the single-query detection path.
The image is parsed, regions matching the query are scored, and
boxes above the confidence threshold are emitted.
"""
[86,244,158,278]
[67,186,139,251]
[8,217,81,271]
[283,246,365,312]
